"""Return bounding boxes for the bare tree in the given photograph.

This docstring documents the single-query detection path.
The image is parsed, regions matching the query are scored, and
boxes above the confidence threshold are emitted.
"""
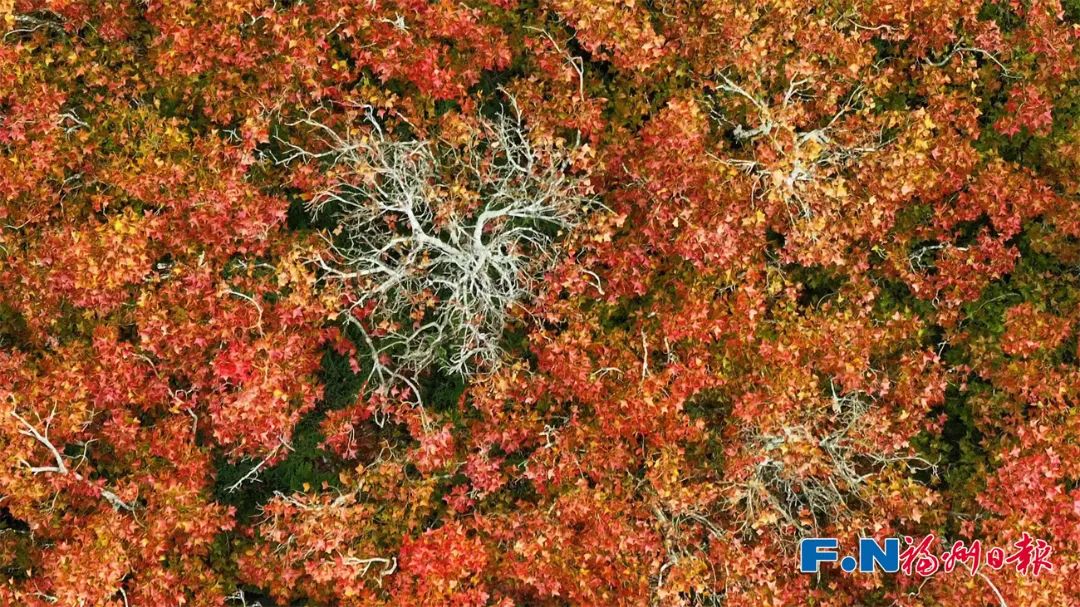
[277,104,591,401]
[725,384,934,542]
[708,75,892,223]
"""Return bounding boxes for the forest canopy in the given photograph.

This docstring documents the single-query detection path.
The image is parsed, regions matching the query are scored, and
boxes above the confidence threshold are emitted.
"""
[1,0,1080,605]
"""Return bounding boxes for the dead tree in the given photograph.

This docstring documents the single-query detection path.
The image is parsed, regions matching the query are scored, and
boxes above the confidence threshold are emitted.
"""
[726,385,934,542]
[277,105,591,403]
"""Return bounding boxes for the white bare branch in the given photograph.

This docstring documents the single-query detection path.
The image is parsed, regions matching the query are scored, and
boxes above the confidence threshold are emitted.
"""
[226,590,263,607]
[10,408,68,475]
[226,438,288,493]
[341,554,398,585]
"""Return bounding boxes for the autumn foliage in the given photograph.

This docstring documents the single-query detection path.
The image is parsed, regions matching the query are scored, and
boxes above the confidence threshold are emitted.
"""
[2,0,1080,605]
